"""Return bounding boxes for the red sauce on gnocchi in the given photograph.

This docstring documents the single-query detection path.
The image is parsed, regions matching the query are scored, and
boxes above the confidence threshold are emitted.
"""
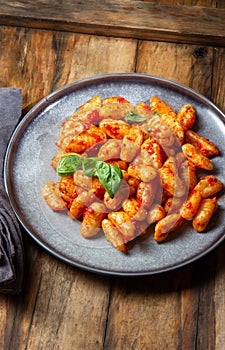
[41,95,224,251]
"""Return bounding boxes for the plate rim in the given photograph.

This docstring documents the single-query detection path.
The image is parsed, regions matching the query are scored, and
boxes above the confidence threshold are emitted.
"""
[3,72,225,276]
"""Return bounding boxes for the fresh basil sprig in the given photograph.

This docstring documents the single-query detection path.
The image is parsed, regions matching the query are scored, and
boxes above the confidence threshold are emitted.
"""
[57,154,123,198]
[125,110,147,123]
[56,154,82,176]
[82,157,122,198]
[95,162,122,199]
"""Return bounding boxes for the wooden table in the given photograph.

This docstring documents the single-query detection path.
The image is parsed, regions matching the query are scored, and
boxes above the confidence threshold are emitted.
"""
[1,1,225,349]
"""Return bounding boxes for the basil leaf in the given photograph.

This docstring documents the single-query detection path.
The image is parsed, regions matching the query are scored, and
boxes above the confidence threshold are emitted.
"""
[125,111,147,123]
[82,157,99,177]
[96,162,123,198]
[56,154,82,176]
[57,155,123,198]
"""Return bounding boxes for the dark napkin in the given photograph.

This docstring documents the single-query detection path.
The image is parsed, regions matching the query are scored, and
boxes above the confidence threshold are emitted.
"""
[0,88,24,294]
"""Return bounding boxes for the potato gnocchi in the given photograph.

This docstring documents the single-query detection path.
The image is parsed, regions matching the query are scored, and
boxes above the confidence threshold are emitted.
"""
[41,95,224,252]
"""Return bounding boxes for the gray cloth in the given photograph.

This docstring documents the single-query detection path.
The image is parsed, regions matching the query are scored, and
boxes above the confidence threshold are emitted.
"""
[0,88,24,294]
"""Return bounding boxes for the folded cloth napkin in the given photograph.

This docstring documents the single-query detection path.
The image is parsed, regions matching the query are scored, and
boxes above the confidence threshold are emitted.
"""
[0,88,24,294]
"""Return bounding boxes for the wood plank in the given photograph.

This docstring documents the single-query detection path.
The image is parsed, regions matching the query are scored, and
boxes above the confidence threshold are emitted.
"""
[0,25,137,110]
[0,1,225,46]
[136,41,214,98]
[211,47,225,111]
[105,268,199,350]
[192,253,217,349]
[215,243,225,350]
[0,26,138,350]
[142,0,219,6]
[2,243,110,350]
[211,47,225,350]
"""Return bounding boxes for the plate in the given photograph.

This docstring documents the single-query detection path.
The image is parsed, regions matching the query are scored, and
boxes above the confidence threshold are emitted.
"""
[4,73,225,276]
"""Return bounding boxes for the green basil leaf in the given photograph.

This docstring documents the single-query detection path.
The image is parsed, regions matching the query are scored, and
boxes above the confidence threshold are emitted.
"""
[125,111,147,123]
[56,154,82,176]
[57,155,123,198]
[82,157,99,177]
[96,162,123,198]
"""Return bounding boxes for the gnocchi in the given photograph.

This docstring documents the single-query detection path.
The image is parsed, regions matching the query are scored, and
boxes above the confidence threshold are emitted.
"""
[42,95,223,251]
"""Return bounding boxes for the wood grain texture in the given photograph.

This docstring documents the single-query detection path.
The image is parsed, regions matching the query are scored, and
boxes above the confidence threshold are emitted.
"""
[142,0,222,6]
[1,242,110,350]
[215,242,225,350]
[0,0,225,46]
[105,268,199,350]
[136,41,214,98]
[211,47,225,111]
[0,26,137,110]
[211,46,225,350]
[1,22,225,350]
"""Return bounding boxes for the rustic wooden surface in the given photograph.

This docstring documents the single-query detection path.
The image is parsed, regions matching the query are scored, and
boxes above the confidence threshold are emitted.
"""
[0,0,225,46]
[1,1,225,349]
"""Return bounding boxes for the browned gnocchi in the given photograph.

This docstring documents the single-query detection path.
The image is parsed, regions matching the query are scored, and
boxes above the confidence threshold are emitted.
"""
[42,95,224,252]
